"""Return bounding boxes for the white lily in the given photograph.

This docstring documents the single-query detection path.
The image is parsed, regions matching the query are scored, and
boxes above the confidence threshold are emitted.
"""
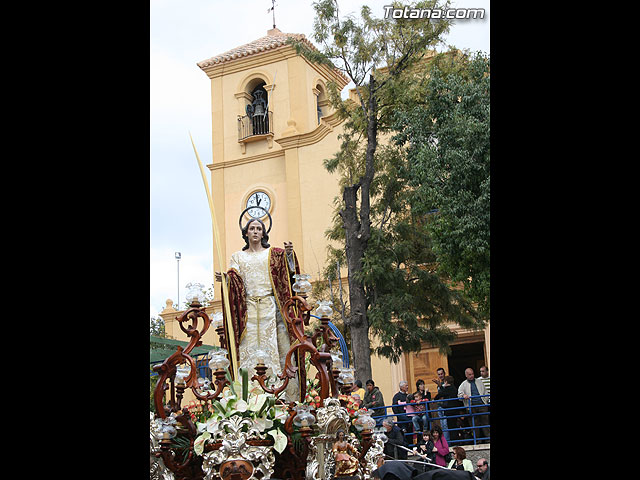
[220,395,236,410]
[267,429,288,454]
[272,404,288,421]
[248,393,268,413]
[206,416,218,434]
[231,380,243,395]
[253,417,273,432]
[194,431,210,456]
[234,399,248,413]
[248,380,263,395]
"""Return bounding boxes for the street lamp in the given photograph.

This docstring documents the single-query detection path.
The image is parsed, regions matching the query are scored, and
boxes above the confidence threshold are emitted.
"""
[175,252,181,308]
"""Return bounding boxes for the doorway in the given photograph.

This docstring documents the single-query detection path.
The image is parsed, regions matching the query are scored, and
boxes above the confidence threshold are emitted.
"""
[447,342,486,389]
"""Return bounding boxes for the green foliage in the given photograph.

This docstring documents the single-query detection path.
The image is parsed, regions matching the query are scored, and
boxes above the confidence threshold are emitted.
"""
[150,365,160,411]
[392,52,490,317]
[359,142,483,361]
[150,315,166,337]
[291,0,452,125]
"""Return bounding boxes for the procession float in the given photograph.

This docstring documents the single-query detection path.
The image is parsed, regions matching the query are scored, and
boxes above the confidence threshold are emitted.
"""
[150,279,386,480]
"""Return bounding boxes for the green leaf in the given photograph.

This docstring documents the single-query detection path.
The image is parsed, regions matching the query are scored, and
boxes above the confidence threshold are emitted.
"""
[258,396,275,417]
[239,367,249,402]
[211,399,226,416]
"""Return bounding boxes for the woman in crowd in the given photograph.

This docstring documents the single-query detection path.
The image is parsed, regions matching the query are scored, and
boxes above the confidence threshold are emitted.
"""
[429,424,450,467]
[415,379,432,433]
[447,446,474,473]
[415,379,432,404]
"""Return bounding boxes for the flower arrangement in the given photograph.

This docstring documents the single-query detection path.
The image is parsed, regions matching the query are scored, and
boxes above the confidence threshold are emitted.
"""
[192,367,289,455]
[338,394,361,418]
[303,378,364,433]
[303,378,323,409]
[183,399,216,423]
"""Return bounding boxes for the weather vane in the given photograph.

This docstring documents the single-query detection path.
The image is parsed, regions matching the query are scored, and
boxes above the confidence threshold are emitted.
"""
[267,0,277,29]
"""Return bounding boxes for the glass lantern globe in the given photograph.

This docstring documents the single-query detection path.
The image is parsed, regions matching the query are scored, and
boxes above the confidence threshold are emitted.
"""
[292,274,312,294]
[253,349,270,366]
[161,424,177,440]
[197,377,212,391]
[208,349,230,371]
[156,417,178,440]
[330,350,343,370]
[315,300,333,318]
[373,427,388,444]
[292,404,316,428]
[185,282,206,304]
[175,363,191,385]
[338,367,355,385]
[354,409,376,431]
[211,311,224,328]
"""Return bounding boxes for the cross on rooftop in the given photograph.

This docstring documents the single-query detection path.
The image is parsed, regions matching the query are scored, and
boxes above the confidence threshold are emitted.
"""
[268,0,277,29]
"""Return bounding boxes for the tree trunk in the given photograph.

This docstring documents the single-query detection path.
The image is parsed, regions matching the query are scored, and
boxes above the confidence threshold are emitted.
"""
[340,77,378,385]
[342,183,372,384]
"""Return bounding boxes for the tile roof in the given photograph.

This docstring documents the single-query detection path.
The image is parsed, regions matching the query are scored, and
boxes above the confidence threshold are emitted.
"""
[197,28,349,84]
[197,28,312,68]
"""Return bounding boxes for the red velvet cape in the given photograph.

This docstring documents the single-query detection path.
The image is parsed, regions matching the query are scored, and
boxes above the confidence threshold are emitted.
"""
[222,247,300,367]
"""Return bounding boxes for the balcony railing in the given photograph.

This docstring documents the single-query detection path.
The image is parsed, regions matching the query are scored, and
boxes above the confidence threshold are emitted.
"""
[237,111,273,141]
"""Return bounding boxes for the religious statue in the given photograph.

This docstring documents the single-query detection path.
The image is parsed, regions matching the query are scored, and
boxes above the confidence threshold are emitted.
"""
[332,430,359,477]
[215,214,300,401]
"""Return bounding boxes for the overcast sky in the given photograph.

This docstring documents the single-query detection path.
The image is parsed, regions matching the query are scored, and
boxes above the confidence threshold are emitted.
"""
[150,0,490,319]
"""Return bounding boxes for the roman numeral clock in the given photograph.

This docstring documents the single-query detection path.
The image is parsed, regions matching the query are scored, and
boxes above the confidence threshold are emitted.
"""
[246,190,271,219]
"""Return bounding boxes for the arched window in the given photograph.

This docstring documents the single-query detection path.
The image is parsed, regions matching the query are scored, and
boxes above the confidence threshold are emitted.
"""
[238,79,273,141]
[246,83,269,135]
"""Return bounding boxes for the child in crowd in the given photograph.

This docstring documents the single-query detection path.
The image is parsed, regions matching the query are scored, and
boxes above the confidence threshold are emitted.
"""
[411,391,430,434]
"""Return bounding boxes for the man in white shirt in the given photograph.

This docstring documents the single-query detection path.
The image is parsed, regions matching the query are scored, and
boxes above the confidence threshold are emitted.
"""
[479,365,490,438]
[457,368,489,443]
[479,365,490,401]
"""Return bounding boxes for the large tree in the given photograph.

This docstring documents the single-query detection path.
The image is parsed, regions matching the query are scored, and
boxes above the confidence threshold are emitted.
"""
[291,0,453,381]
[392,52,490,318]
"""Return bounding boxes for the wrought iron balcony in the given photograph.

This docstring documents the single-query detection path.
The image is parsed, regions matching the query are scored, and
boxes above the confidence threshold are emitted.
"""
[237,111,273,142]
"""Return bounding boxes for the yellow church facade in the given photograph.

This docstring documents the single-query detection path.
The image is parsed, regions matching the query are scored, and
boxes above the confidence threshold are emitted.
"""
[158,28,489,407]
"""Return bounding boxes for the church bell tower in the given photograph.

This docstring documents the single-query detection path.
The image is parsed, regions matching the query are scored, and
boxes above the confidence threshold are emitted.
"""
[197,27,349,278]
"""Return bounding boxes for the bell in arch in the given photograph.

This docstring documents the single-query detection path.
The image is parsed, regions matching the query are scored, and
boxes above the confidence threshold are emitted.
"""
[252,89,266,116]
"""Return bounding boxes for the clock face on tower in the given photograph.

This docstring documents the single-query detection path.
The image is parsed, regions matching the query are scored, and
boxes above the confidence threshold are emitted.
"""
[246,191,271,218]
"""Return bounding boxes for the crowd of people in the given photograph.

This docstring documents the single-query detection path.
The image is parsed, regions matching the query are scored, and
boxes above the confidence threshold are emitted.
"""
[353,366,491,479]
[385,366,490,445]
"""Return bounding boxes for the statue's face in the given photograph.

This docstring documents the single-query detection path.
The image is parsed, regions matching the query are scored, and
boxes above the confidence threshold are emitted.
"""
[338,431,344,441]
[246,220,264,242]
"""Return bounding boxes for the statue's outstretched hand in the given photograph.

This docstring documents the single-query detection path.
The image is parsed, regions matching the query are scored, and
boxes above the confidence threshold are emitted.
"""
[284,241,293,255]
[215,272,222,283]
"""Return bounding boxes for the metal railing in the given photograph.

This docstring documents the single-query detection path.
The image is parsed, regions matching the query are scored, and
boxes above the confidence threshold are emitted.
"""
[368,394,490,448]
[238,111,273,141]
